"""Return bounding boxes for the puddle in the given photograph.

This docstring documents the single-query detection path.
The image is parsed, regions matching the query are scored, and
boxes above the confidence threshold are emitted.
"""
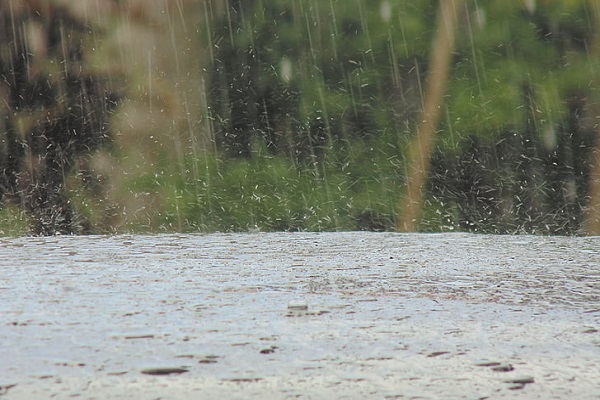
[0,232,599,399]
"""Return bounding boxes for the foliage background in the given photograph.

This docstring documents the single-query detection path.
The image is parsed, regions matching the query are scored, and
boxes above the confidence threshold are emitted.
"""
[1,0,600,235]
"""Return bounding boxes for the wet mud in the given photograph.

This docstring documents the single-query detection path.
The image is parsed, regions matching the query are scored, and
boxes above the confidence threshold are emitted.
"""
[1,232,599,399]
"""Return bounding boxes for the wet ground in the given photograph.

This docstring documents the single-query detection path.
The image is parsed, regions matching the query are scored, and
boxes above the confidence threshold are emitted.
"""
[1,232,599,399]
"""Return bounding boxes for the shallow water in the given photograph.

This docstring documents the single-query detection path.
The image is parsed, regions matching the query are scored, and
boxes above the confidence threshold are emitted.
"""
[1,232,599,399]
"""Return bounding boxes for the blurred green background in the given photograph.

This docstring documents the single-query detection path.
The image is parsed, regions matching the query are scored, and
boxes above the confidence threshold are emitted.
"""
[1,0,600,235]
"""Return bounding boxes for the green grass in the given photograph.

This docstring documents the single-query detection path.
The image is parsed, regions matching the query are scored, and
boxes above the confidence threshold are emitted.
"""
[0,204,30,236]
[138,143,405,233]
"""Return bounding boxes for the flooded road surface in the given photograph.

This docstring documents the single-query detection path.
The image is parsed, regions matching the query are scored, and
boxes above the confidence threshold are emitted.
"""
[1,232,599,399]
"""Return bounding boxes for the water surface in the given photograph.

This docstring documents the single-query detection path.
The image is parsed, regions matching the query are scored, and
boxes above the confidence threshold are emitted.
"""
[1,233,599,399]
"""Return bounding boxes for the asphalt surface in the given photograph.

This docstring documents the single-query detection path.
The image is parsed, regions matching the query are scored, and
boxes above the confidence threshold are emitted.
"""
[1,232,599,399]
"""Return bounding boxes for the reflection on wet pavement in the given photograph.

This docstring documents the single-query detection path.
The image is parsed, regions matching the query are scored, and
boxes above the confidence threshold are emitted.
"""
[0,233,599,399]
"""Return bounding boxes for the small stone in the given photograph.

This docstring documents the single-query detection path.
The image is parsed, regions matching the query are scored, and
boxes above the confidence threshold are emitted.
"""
[140,367,188,375]
[492,363,514,372]
[504,376,534,385]
[427,351,450,358]
[287,300,308,311]
[260,346,277,354]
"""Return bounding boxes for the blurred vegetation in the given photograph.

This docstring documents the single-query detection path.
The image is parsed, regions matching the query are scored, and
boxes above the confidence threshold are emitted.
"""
[1,0,600,235]
[0,0,120,235]
[193,0,600,234]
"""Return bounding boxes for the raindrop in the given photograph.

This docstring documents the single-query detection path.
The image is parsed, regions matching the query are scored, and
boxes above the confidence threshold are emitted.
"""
[380,1,392,24]
[279,57,293,83]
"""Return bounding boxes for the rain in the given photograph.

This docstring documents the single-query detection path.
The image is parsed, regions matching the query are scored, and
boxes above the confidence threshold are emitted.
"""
[1,1,599,398]
[0,0,598,235]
